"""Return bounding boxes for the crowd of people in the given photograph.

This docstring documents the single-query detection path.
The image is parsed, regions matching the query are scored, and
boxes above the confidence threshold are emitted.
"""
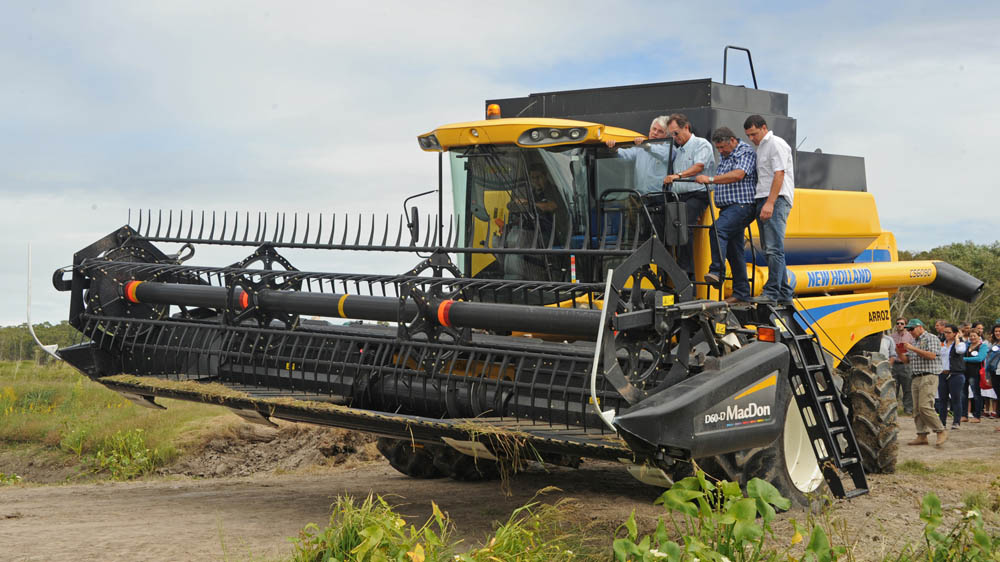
[886,317,1000,447]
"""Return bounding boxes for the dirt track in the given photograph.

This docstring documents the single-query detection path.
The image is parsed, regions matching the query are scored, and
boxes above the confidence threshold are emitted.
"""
[1,416,998,561]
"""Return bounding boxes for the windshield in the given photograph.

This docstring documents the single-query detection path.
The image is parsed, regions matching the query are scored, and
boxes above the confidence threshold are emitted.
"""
[449,144,659,281]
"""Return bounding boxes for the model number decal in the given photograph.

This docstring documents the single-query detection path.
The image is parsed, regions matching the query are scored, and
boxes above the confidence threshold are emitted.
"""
[909,268,933,279]
[868,310,890,323]
[704,402,772,424]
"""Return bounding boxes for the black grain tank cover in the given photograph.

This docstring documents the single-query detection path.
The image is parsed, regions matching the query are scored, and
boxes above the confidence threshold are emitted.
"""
[488,79,866,192]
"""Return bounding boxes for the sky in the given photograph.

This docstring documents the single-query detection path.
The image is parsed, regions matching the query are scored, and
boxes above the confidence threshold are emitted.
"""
[4,1,1000,326]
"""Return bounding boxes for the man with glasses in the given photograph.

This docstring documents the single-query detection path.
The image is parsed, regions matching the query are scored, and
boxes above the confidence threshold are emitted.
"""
[903,319,948,447]
[661,113,716,280]
[890,317,915,414]
[695,127,756,303]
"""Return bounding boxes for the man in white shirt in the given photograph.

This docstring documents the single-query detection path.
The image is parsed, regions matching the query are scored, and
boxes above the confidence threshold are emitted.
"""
[744,114,794,304]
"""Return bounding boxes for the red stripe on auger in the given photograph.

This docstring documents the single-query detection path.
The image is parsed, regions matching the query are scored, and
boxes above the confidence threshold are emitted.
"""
[240,291,249,309]
[124,281,142,303]
[437,300,454,327]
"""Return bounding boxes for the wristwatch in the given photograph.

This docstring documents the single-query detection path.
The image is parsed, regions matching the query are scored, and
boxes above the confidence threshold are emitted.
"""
[709,176,714,184]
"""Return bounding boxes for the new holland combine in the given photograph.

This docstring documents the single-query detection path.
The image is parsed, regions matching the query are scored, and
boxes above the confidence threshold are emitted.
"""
[42,50,983,503]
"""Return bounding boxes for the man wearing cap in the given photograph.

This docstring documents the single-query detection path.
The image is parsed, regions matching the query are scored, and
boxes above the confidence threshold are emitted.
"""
[889,317,914,414]
[903,318,948,446]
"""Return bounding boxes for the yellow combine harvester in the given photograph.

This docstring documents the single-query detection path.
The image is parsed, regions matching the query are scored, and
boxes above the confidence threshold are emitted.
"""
[44,50,982,505]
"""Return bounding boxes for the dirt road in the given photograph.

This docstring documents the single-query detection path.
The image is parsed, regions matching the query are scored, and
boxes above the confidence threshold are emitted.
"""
[2,416,998,561]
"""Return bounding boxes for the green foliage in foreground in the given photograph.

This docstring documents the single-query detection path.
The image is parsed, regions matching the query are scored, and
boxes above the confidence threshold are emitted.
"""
[290,490,592,562]
[290,473,1000,562]
[0,360,226,480]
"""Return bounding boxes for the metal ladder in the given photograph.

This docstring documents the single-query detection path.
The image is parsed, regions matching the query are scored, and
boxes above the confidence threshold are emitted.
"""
[766,304,869,499]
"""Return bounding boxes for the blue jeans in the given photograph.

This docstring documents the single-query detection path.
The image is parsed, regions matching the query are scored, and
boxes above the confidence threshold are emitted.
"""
[966,370,983,419]
[938,372,965,426]
[755,197,793,301]
[708,203,756,300]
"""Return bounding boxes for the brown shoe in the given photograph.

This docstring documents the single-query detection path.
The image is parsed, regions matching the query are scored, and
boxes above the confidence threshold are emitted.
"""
[935,430,949,447]
[907,435,930,446]
[970,418,981,423]
[961,417,968,422]
[724,296,746,304]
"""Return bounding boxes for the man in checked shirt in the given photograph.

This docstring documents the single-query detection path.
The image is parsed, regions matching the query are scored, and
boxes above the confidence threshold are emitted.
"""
[695,127,757,303]
[903,318,949,447]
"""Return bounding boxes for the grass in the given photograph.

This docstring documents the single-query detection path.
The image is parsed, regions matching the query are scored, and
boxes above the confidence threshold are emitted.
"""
[0,360,232,480]
[289,488,603,562]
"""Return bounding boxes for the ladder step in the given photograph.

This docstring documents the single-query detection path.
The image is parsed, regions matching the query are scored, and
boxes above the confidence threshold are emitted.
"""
[838,456,859,466]
[829,426,847,435]
[816,395,834,403]
[843,488,869,499]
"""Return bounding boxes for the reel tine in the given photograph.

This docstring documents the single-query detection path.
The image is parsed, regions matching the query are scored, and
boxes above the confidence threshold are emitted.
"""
[187,210,195,239]
[353,213,362,246]
[276,212,286,244]
[315,214,323,245]
[394,215,403,247]
[367,213,375,246]
[175,209,184,238]
[208,211,216,241]
[257,212,265,243]
[340,213,349,245]
[228,211,238,242]
[328,214,336,245]
[380,214,389,246]
[290,213,298,244]
[198,210,206,240]
[422,213,432,247]
[135,208,142,234]
[155,209,163,238]
[220,211,228,241]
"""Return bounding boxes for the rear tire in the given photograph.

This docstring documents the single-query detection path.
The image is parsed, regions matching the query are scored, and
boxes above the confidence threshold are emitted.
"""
[839,352,899,474]
[376,438,445,479]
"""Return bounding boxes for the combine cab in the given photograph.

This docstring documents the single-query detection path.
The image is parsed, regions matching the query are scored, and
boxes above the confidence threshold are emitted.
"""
[45,54,982,503]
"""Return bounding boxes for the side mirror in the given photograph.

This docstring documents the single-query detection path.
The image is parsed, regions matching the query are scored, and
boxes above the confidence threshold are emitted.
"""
[408,207,420,245]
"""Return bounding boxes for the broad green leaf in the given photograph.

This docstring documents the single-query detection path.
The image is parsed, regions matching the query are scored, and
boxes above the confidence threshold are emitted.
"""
[625,510,638,540]
[719,480,742,500]
[919,492,942,528]
[804,525,833,562]
[733,519,763,543]
[654,519,670,546]
[747,478,791,510]
[730,498,757,521]
[660,489,702,517]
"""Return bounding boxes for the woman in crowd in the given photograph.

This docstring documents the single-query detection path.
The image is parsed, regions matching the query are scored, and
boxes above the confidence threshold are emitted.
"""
[963,330,989,423]
[986,325,1000,425]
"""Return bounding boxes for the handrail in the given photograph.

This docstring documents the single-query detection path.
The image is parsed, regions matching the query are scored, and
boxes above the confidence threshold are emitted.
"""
[723,45,758,89]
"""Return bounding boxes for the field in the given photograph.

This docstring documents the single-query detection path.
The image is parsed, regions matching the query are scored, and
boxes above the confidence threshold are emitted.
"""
[1,361,999,561]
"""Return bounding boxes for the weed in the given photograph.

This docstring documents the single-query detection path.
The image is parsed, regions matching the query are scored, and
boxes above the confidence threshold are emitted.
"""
[886,493,1000,561]
[94,428,162,480]
[458,491,598,561]
[290,494,452,562]
[0,472,22,485]
[897,460,933,475]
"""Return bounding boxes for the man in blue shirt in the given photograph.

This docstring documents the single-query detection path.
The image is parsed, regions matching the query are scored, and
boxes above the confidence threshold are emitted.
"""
[696,127,757,302]
[662,113,716,278]
[604,116,673,193]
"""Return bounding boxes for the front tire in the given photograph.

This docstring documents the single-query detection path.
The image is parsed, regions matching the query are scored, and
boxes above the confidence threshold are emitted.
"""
[839,352,899,474]
[376,438,445,479]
